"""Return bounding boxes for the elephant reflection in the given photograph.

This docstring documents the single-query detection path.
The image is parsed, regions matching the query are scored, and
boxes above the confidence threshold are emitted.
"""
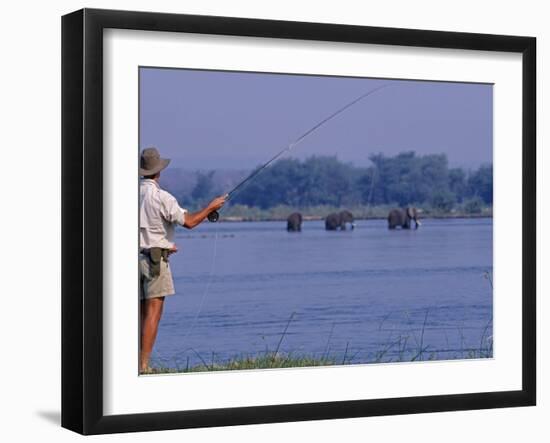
[387,207,421,230]
[287,212,303,232]
[325,210,355,231]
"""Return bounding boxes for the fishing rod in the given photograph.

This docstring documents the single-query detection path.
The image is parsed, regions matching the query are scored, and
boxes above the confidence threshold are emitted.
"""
[182,83,392,345]
[207,83,391,222]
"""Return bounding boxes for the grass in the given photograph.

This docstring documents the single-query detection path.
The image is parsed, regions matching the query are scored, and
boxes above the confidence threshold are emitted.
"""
[145,353,338,374]
[145,343,493,374]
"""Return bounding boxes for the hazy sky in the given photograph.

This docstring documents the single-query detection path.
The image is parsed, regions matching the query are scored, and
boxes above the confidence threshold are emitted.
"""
[139,67,493,170]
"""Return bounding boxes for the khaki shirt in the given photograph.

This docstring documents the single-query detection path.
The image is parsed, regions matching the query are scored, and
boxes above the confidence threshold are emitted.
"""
[139,179,187,249]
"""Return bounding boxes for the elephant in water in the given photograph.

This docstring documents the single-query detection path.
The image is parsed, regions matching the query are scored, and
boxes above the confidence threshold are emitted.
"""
[287,212,303,232]
[387,207,421,229]
[325,210,355,231]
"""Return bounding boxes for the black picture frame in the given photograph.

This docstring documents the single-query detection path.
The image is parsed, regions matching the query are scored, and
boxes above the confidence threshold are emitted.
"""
[61,8,536,435]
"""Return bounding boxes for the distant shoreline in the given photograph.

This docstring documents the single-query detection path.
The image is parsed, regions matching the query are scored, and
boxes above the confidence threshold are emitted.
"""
[219,214,493,222]
[203,203,493,223]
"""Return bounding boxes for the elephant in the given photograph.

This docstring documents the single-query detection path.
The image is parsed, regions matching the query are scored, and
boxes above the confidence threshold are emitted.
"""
[325,210,355,231]
[287,212,303,232]
[387,207,421,230]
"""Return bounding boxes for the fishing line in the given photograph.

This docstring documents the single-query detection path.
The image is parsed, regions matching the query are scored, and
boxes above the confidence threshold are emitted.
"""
[180,222,221,343]
[184,83,392,345]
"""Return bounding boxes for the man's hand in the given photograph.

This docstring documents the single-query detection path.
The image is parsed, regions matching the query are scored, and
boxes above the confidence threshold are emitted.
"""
[183,194,228,229]
[208,194,228,212]
[168,244,178,255]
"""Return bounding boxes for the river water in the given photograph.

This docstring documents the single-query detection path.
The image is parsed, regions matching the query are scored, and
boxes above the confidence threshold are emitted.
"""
[150,218,493,369]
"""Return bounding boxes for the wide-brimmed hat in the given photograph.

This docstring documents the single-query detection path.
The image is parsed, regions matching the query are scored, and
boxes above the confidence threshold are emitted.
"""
[139,147,170,176]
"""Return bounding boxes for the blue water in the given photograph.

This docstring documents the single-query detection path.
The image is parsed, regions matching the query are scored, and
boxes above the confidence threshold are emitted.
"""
[151,218,493,369]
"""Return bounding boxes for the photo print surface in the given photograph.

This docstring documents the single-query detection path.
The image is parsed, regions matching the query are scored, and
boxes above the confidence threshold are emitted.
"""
[138,67,493,375]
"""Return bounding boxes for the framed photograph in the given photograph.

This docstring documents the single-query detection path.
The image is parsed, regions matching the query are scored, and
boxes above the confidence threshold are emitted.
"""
[61,8,536,435]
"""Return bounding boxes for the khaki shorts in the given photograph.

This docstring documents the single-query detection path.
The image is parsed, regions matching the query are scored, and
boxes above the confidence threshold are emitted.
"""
[139,253,176,300]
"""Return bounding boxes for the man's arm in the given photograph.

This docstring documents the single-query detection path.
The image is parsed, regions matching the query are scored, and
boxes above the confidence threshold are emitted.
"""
[183,195,227,229]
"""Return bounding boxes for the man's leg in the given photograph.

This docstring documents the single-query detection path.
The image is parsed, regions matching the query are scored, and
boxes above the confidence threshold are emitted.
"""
[140,296,165,373]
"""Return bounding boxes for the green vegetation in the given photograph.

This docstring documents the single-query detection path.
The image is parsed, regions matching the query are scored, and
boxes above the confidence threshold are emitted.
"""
[146,341,493,374]
[191,170,215,203]
[145,353,338,374]
[169,152,493,217]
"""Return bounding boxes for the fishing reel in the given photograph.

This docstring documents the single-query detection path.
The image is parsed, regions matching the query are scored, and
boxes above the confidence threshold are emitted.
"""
[207,210,220,222]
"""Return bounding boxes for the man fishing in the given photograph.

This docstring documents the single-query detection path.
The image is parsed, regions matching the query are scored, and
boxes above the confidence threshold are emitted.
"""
[139,147,226,373]
[136,85,389,374]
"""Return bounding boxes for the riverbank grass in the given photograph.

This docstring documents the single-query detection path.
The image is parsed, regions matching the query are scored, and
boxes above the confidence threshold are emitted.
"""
[145,352,338,374]
[145,346,492,374]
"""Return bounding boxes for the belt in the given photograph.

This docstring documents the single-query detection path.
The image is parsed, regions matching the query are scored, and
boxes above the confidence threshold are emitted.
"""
[140,247,168,253]
[140,247,170,260]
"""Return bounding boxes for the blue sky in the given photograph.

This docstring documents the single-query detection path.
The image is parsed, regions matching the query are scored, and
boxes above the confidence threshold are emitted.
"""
[140,67,493,170]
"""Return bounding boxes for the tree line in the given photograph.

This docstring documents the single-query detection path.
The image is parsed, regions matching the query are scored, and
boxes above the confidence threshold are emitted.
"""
[185,152,492,213]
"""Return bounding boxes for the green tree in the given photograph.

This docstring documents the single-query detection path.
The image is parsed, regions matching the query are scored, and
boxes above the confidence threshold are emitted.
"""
[449,168,468,202]
[468,164,493,204]
[300,156,353,206]
[191,170,215,205]
[462,196,484,214]
[234,156,353,208]
[230,153,492,212]
[362,152,451,207]
[431,189,457,211]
